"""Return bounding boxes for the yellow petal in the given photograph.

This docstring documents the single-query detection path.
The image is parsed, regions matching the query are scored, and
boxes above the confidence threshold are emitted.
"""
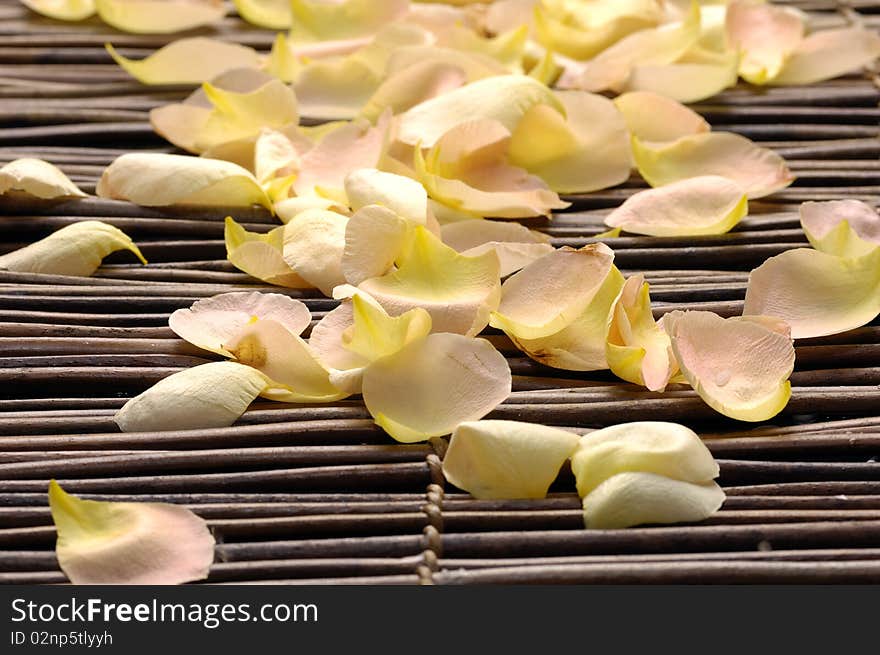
[114,362,268,432]
[94,0,225,34]
[442,420,580,499]
[254,128,300,186]
[442,218,553,276]
[281,209,348,296]
[233,0,290,29]
[664,310,795,422]
[106,39,260,85]
[275,195,349,223]
[343,291,432,362]
[263,33,301,82]
[614,91,709,143]
[397,74,564,148]
[605,175,748,236]
[725,0,804,84]
[224,216,310,288]
[385,45,508,82]
[582,472,725,529]
[743,247,880,339]
[342,205,411,285]
[169,291,311,358]
[508,89,631,194]
[308,301,369,394]
[358,226,501,336]
[0,220,145,277]
[624,46,739,103]
[289,0,409,42]
[97,153,272,209]
[446,23,529,70]
[344,168,429,225]
[772,27,880,86]
[21,0,95,21]
[224,319,348,403]
[799,200,880,259]
[0,158,86,199]
[606,275,678,391]
[571,421,718,498]
[294,57,382,121]
[632,132,794,199]
[361,333,512,443]
[49,481,214,585]
[360,59,468,123]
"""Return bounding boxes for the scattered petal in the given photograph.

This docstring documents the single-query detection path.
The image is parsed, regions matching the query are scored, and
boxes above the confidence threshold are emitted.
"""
[725,0,804,84]
[773,27,880,86]
[799,199,880,259]
[289,0,409,42]
[308,301,369,394]
[441,218,551,251]
[443,420,580,499]
[94,0,225,34]
[21,0,95,21]
[342,205,410,285]
[294,57,382,121]
[343,291,433,363]
[361,59,468,123]
[233,0,290,29]
[0,158,86,199]
[344,168,429,225]
[224,217,309,289]
[281,209,348,296]
[614,91,709,143]
[624,46,739,103]
[106,39,260,85]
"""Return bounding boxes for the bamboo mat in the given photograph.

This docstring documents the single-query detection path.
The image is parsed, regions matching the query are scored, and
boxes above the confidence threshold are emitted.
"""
[1,0,879,585]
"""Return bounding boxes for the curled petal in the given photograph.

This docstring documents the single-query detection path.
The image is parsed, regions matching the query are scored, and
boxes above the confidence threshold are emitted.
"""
[0,220,145,277]
[49,481,214,585]
[614,91,709,143]
[624,47,739,103]
[0,158,86,199]
[359,226,501,337]
[264,33,301,82]
[106,39,260,85]
[308,302,369,394]
[605,176,748,237]
[115,362,268,432]
[443,420,580,499]
[224,217,310,288]
[773,27,880,86]
[169,291,311,358]
[344,168,429,225]
[282,209,349,296]
[361,60,468,123]
[725,0,804,84]
[632,132,794,199]
[21,0,95,20]
[361,333,512,443]
[275,196,349,224]
[743,248,880,339]
[799,200,880,259]
[97,153,271,209]
[290,0,409,42]
[570,421,719,498]
[441,218,551,251]
[94,0,225,34]
[664,310,795,422]
[582,472,725,529]
[606,275,678,391]
[233,0,290,29]
[294,58,382,121]
[385,46,508,82]
[224,319,348,403]
[343,291,433,362]
[461,242,555,278]
[342,205,410,286]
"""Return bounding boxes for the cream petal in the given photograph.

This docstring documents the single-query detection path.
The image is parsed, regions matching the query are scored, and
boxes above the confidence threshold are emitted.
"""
[343,291,433,362]
[361,59,468,123]
[743,248,880,339]
[604,175,748,236]
[0,158,86,199]
[308,301,370,390]
[0,220,145,277]
[507,90,632,194]
[224,319,348,403]
[358,226,501,337]
[725,0,804,84]
[461,242,555,277]
[114,362,268,432]
[263,33,301,82]
[169,291,311,358]
[361,333,512,443]
[342,205,410,286]
[94,0,225,34]
[289,0,409,42]
[275,195,349,223]
[772,27,880,86]
[632,132,794,199]
[224,217,311,288]
[49,481,214,585]
[441,218,551,251]
[624,48,739,103]
[21,0,95,21]
[442,420,580,499]
[570,421,719,498]
[613,91,709,143]
[344,168,429,225]
[582,472,725,529]
[233,0,290,29]
[106,39,260,85]
[294,57,382,121]
[97,153,271,209]
[254,128,300,186]
[281,209,349,296]
[799,200,880,259]
[385,46,508,82]
[664,310,795,422]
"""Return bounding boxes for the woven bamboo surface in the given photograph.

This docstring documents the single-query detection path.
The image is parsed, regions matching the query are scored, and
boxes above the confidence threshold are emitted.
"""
[1,0,879,585]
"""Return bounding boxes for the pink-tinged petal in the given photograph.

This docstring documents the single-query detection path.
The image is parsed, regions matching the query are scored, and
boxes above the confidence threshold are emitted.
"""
[50,481,215,585]
[361,333,512,443]
[614,91,709,143]
[289,0,409,42]
[294,57,382,121]
[342,205,410,286]
[224,217,311,289]
[385,46,508,82]
[254,129,300,185]
[282,209,349,297]
[95,0,225,34]
[605,175,748,237]
[344,168,429,226]
[664,310,795,422]
[624,47,739,103]
[632,132,794,199]
[308,301,369,394]
[460,241,555,278]
[800,199,880,259]
[443,420,580,500]
[773,27,880,86]
[169,291,311,357]
[725,0,804,84]
[743,247,880,339]
[361,59,468,123]
[0,158,86,199]
[441,218,551,251]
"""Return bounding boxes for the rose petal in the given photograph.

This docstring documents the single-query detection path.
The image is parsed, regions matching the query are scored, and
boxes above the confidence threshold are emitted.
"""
[582,472,725,529]
[281,209,349,296]
[361,59,468,123]
[49,480,215,585]
[605,175,748,237]
[342,205,411,286]
[442,420,580,499]
[294,57,382,121]
[343,291,432,362]
[632,132,794,199]
[361,333,512,443]
[799,199,880,259]
[624,46,739,103]
[385,45,508,82]
[106,38,260,85]
[169,291,311,357]
[570,421,719,497]
[614,91,709,143]
[308,301,369,394]
[263,33,301,82]
[0,158,86,199]
[0,220,145,276]
[743,247,880,339]
[344,168,429,225]
[97,153,272,209]
[21,0,95,20]
[94,0,225,34]
[664,310,795,422]
[773,27,880,86]
[233,0,290,29]
[725,0,804,84]
[224,217,310,288]
[289,0,409,42]
[441,218,551,250]
[114,361,268,432]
